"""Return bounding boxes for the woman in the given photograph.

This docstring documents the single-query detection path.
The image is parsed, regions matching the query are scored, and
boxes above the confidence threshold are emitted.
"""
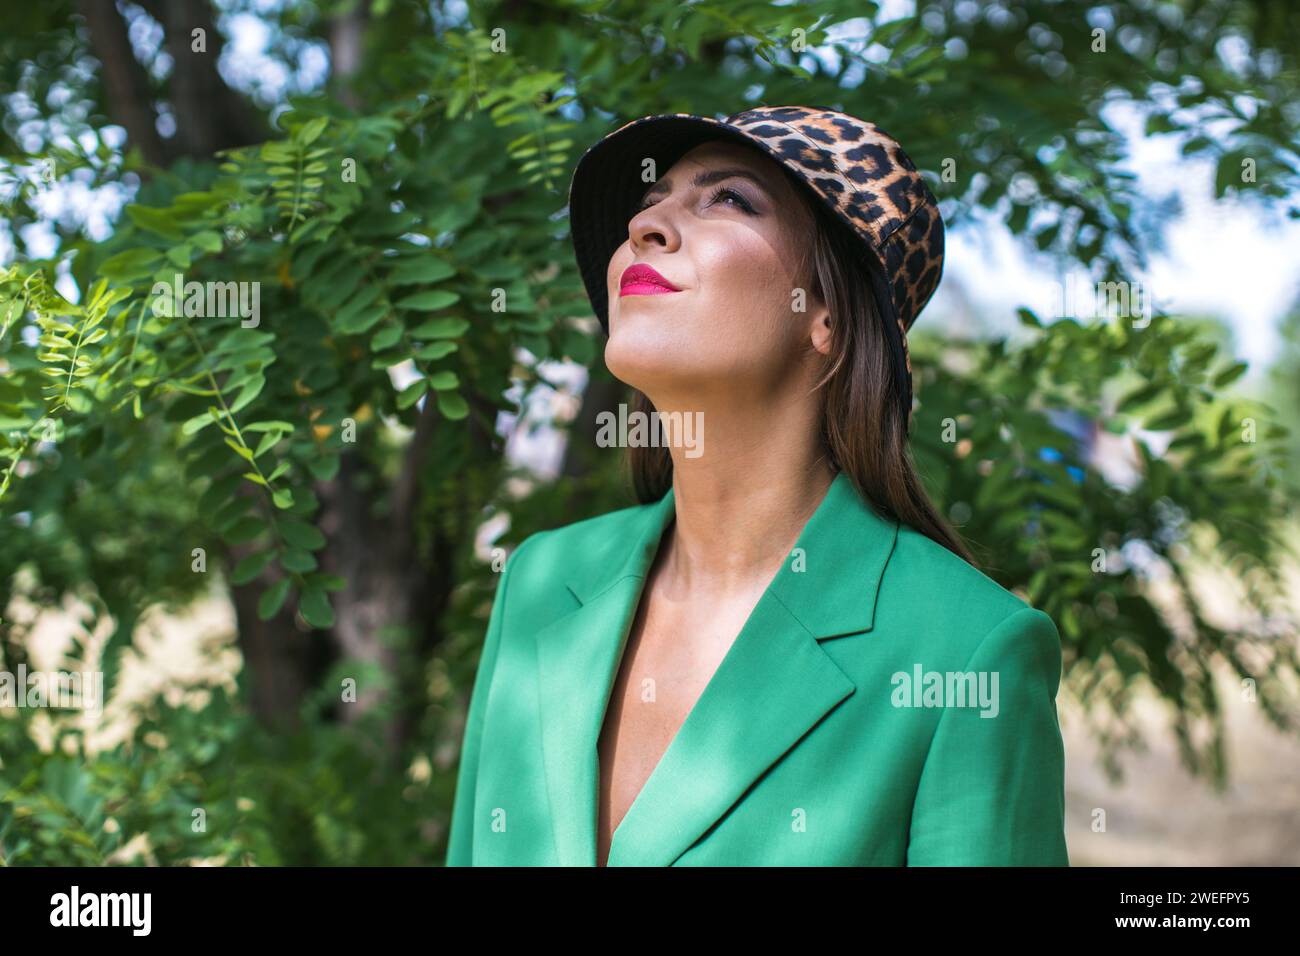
[447,105,1069,867]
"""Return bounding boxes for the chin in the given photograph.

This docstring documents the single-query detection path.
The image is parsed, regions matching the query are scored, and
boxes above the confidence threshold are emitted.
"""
[606,293,754,392]
[604,330,671,392]
[604,315,701,394]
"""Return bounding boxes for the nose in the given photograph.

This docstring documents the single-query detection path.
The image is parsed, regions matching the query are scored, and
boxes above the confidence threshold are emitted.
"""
[628,199,680,255]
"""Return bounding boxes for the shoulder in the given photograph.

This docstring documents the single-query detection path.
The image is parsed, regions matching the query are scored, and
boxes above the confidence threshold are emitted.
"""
[486,498,661,637]
[889,523,1028,619]
[500,496,660,594]
[510,498,653,563]
[886,522,1061,669]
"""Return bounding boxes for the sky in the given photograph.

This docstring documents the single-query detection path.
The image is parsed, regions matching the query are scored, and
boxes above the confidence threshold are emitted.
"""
[935,99,1300,375]
[810,6,1300,378]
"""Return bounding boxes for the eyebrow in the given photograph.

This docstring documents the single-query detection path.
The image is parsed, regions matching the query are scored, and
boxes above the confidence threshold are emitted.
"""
[639,167,773,204]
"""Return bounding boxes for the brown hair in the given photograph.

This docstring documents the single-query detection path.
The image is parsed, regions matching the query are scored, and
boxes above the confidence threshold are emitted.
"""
[625,159,977,568]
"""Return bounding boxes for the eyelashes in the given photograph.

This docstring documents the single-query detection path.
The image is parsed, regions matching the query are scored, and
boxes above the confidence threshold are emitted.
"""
[634,185,755,215]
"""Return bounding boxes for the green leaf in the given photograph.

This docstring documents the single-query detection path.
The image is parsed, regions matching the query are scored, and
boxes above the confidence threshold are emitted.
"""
[230,549,276,586]
[99,248,163,281]
[335,283,383,319]
[413,341,458,360]
[426,370,459,390]
[1217,407,1238,439]
[307,455,340,481]
[387,258,455,285]
[192,231,224,253]
[280,549,317,573]
[410,317,469,339]
[1145,112,1179,136]
[224,436,256,462]
[272,488,294,509]
[436,391,469,420]
[1212,362,1248,388]
[66,390,92,412]
[371,325,403,350]
[1117,381,1164,414]
[229,375,266,414]
[181,409,219,436]
[165,244,192,268]
[1166,432,1205,452]
[125,204,184,240]
[337,303,386,334]
[254,430,284,458]
[212,497,254,536]
[1215,151,1241,199]
[396,379,427,409]
[298,586,334,629]
[223,515,265,545]
[280,519,326,551]
[1146,406,1192,431]
[396,290,460,311]
[201,474,245,517]
[257,579,292,620]
[296,116,328,145]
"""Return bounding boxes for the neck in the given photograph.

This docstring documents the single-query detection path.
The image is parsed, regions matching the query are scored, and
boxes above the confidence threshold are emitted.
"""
[649,387,836,597]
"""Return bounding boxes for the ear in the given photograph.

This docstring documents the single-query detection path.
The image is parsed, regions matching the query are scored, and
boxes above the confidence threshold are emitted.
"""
[807,296,833,355]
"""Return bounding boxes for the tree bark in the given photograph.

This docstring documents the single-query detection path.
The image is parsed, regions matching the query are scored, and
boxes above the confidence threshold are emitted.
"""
[311,387,505,766]
[328,4,369,111]
[79,0,167,167]
[136,0,265,160]
[226,484,332,732]
[561,366,622,480]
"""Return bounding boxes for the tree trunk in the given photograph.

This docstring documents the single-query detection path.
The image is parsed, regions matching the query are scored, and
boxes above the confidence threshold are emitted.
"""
[226,484,333,733]
[313,447,411,763]
[562,367,622,480]
[144,0,265,160]
[78,0,167,167]
[311,388,505,766]
[329,5,369,111]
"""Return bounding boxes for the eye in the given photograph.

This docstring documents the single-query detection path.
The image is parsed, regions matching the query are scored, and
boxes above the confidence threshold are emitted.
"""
[633,185,755,214]
[707,186,754,212]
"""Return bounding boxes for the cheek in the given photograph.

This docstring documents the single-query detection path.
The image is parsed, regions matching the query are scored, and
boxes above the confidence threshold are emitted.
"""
[605,242,631,297]
[692,226,804,346]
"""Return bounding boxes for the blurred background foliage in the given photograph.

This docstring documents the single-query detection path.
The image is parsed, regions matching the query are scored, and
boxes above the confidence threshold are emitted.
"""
[0,0,1297,864]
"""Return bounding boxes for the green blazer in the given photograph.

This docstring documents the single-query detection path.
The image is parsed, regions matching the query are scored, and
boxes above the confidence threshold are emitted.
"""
[446,471,1069,866]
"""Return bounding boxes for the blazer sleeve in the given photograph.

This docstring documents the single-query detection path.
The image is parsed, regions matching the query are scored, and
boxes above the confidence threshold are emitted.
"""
[445,535,531,867]
[906,606,1069,866]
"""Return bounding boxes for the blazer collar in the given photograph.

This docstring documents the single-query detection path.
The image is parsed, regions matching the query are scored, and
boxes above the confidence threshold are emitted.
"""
[534,471,900,865]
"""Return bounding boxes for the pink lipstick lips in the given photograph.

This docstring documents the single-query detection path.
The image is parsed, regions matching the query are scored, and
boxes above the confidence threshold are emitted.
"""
[619,263,681,297]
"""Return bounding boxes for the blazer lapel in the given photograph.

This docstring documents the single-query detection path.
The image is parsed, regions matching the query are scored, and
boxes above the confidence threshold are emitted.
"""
[534,472,900,867]
[534,489,677,867]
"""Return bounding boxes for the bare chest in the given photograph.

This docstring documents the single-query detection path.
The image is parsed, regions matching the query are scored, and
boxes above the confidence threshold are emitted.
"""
[594,583,758,865]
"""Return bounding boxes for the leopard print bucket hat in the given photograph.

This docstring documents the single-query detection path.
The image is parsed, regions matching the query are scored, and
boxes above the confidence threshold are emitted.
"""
[567,104,945,433]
